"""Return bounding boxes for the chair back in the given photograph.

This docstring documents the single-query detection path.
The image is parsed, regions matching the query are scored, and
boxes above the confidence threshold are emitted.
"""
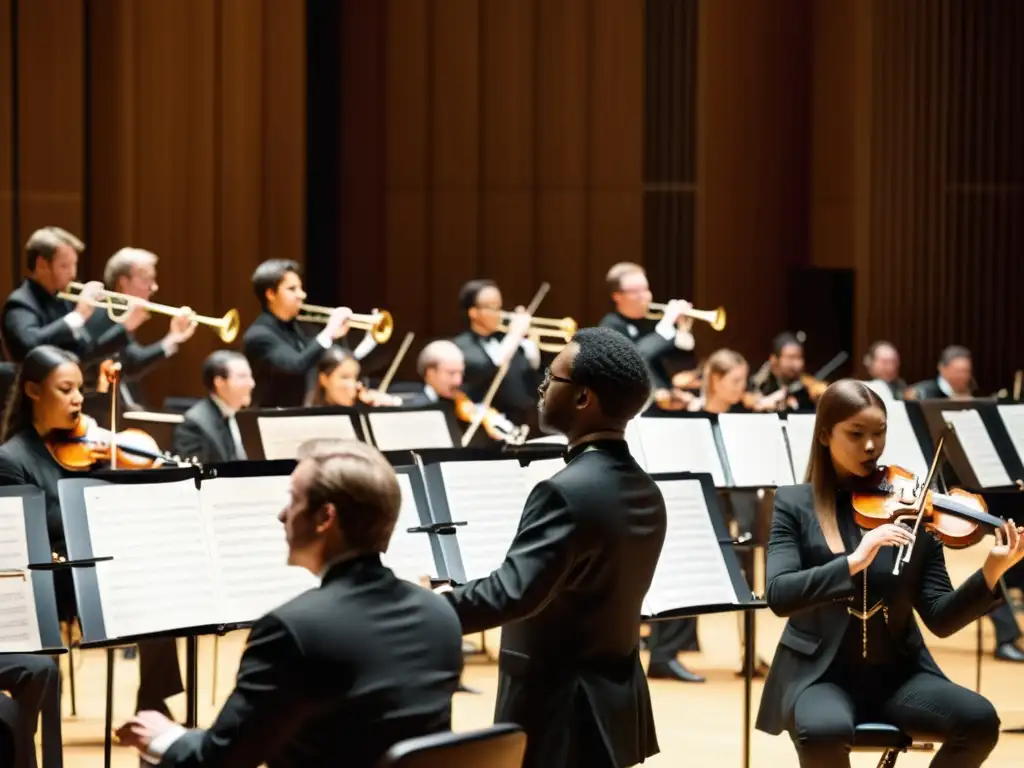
[378,723,526,768]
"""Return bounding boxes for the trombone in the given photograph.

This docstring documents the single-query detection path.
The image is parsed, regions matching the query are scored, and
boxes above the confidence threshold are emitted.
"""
[296,303,394,344]
[497,311,577,354]
[646,302,727,331]
[59,281,241,343]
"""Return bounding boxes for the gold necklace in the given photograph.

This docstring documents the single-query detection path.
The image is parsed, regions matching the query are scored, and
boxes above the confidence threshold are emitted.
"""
[847,570,889,658]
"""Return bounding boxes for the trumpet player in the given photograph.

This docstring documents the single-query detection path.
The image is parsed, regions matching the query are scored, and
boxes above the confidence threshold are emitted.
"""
[1,226,147,363]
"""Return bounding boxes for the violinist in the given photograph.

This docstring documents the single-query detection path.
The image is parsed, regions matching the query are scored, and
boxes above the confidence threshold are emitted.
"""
[910,345,974,400]
[172,351,256,464]
[304,347,403,408]
[0,346,184,720]
[751,332,822,411]
[861,340,910,401]
[407,341,497,448]
[756,379,1024,767]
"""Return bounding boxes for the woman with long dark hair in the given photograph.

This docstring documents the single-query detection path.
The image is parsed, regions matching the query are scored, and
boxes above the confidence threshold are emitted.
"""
[305,346,402,407]
[756,379,1024,766]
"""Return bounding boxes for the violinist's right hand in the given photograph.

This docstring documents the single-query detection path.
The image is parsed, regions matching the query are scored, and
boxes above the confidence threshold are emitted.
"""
[74,281,105,320]
[848,523,915,575]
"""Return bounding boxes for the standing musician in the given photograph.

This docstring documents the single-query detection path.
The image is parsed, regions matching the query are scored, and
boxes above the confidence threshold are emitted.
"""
[82,248,198,412]
[751,332,821,411]
[304,347,402,408]
[172,351,255,465]
[242,259,356,408]
[117,439,463,767]
[435,327,663,768]
[755,379,1024,767]
[599,262,697,410]
[861,340,909,401]
[0,346,184,718]
[1,227,148,364]
[910,345,974,400]
[453,280,541,429]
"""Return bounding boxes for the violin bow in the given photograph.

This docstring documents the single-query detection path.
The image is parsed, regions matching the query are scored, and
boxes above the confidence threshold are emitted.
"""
[894,431,947,575]
[104,361,124,470]
[377,332,415,394]
[461,282,550,447]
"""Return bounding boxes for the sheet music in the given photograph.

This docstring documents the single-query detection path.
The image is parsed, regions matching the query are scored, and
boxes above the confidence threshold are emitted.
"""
[624,419,647,469]
[257,415,358,460]
[368,411,453,451]
[784,414,816,484]
[942,409,1012,487]
[381,473,438,582]
[637,418,726,484]
[878,401,929,479]
[0,498,42,652]
[717,413,795,487]
[200,476,318,624]
[84,480,222,639]
[645,479,738,616]
[997,404,1024,471]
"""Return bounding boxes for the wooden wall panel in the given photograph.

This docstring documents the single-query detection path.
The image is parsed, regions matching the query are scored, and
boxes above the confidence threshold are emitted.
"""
[0,0,13,298]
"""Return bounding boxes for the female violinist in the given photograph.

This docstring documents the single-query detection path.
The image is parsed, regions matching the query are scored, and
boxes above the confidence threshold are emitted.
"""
[0,345,184,719]
[756,379,1024,767]
[305,347,403,408]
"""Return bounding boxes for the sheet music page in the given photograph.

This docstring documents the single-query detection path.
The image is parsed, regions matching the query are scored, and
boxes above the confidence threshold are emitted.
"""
[367,410,454,451]
[718,413,795,487]
[624,418,647,469]
[0,498,42,652]
[439,461,532,580]
[381,473,439,582]
[997,404,1024,471]
[257,415,358,460]
[941,409,1012,487]
[521,458,563,488]
[637,418,726,484]
[878,401,929,479]
[84,480,222,639]
[784,414,816,484]
[645,479,738,616]
[200,476,318,625]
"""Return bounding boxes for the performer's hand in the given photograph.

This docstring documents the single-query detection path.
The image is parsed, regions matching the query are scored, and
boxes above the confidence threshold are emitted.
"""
[120,300,151,332]
[674,299,694,331]
[168,308,198,342]
[507,306,532,341]
[849,523,915,574]
[74,281,105,319]
[983,520,1024,590]
[327,306,352,339]
[115,710,175,751]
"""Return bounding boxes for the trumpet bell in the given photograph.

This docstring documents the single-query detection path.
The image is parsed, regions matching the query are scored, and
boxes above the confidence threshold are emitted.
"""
[707,307,726,331]
[218,309,241,343]
[370,310,394,344]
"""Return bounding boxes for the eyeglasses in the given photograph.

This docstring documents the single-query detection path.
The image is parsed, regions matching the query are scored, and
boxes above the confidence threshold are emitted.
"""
[543,368,574,387]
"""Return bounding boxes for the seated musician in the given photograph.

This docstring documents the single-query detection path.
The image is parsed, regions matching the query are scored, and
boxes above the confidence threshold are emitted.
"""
[304,347,402,408]
[1,226,147,363]
[82,248,198,412]
[0,655,59,768]
[751,332,820,411]
[598,262,697,410]
[242,259,357,408]
[861,340,909,401]
[0,346,184,719]
[910,345,974,400]
[756,379,1023,767]
[117,439,463,767]
[452,279,540,429]
[172,351,255,464]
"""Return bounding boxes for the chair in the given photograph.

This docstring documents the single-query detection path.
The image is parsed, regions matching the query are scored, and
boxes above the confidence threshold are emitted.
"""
[852,723,935,767]
[378,723,526,768]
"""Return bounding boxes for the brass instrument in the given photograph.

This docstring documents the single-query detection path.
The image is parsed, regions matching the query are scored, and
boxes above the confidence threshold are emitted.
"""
[645,302,727,331]
[297,303,394,344]
[497,311,577,354]
[59,281,240,343]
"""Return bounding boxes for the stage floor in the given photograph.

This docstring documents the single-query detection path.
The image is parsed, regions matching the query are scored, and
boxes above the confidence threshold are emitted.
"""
[57,547,1024,766]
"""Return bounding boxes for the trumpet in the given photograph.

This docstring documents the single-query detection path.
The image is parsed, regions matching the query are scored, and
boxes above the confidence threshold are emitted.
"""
[59,281,241,343]
[645,302,726,331]
[497,312,577,354]
[296,303,394,344]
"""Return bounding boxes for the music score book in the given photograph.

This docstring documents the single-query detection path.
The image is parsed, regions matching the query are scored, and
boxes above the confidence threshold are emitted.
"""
[236,407,365,461]
[631,414,727,484]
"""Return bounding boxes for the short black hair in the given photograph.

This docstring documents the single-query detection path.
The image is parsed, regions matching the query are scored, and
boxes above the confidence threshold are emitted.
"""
[568,326,651,421]
[252,259,301,309]
[202,350,247,392]
[458,279,497,314]
[939,345,971,366]
[772,331,802,356]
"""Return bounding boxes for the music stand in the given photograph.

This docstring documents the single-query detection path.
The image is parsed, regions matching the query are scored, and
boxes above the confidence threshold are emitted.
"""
[360,403,461,452]
[235,406,366,460]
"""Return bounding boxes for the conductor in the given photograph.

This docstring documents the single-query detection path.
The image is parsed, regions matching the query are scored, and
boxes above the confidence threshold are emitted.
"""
[437,326,664,767]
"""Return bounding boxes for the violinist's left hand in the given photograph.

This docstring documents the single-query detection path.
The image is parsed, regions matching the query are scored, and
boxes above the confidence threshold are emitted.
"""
[982,519,1024,590]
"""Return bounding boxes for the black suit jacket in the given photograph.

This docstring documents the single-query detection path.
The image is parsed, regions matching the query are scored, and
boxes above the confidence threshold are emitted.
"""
[1,279,130,363]
[159,554,463,768]
[910,378,946,400]
[598,312,693,390]
[172,398,237,464]
[243,312,328,408]
[452,330,541,427]
[82,311,169,402]
[755,483,1000,735]
[445,439,663,768]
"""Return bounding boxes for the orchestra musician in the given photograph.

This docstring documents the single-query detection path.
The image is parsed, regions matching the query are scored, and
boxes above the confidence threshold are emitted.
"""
[0,227,147,364]
[751,332,821,411]
[435,327,663,768]
[81,247,198,412]
[304,347,403,408]
[756,379,1023,767]
[0,655,59,768]
[910,345,974,400]
[599,262,697,411]
[452,280,541,429]
[0,346,184,719]
[241,259,355,408]
[861,340,909,401]
[172,351,256,464]
[117,439,463,767]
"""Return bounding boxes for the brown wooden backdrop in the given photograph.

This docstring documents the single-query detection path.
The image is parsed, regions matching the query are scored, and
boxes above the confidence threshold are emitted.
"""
[2,0,1022,404]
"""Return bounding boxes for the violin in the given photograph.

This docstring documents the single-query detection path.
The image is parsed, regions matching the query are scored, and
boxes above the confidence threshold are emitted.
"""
[45,414,189,472]
[356,385,404,408]
[671,369,701,392]
[453,391,529,445]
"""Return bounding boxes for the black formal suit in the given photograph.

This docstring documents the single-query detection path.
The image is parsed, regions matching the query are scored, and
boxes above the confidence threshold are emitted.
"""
[910,377,945,400]
[754,370,816,411]
[81,311,170,411]
[172,398,238,464]
[0,279,130,363]
[598,312,694,390]
[243,311,331,408]
[756,484,1001,766]
[0,428,184,712]
[452,330,541,428]
[157,553,463,768]
[444,439,663,768]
